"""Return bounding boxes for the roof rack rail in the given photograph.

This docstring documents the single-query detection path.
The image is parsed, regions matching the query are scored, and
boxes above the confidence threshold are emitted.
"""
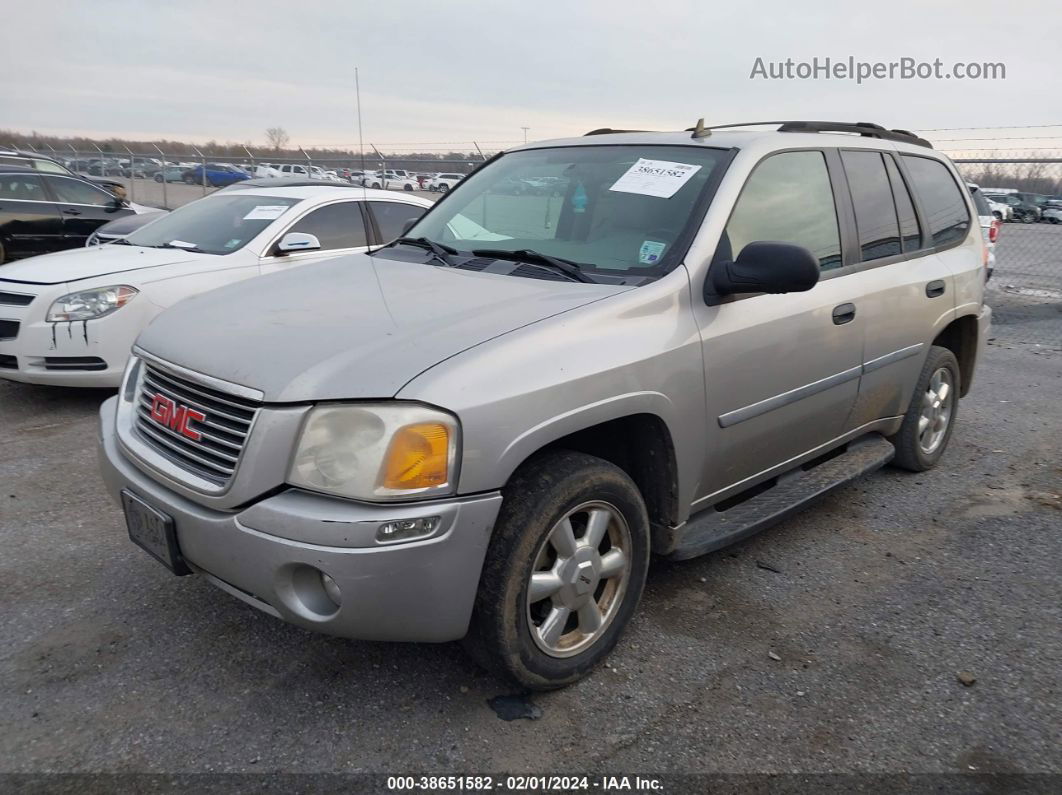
[583,128,653,136]
[682,120,933,149]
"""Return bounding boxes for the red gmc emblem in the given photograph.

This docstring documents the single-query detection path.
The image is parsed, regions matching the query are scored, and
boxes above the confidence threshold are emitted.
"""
[149,393,205,441]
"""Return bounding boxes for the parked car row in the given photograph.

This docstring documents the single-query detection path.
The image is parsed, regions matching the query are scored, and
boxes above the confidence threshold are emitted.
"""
[980,187,1062,224]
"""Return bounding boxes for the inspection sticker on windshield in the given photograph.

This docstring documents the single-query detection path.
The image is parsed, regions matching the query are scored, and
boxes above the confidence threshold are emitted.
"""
[609,158,702,198]
[243,205,289,220]
[639,240,666,264]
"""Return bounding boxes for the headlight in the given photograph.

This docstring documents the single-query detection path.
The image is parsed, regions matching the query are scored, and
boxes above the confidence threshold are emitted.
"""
[289,403,460,501]
[46,285,138,322]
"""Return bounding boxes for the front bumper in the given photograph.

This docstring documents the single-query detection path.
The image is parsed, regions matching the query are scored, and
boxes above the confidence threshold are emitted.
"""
[98,396,502,642]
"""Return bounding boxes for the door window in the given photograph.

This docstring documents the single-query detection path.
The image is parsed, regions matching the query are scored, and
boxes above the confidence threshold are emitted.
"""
[281,202,367,251]
[0,173,49,201]
[31,159,70,175]
[901,155,970,247]
[369,201,427,242]
[723,151,842,270]
[46,176,114,206]
[841,151,901,262]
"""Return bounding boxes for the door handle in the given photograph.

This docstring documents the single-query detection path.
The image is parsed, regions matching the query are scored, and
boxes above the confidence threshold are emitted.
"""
[62,208,82,216]
[832,303,856,325]
[926,280,946,298]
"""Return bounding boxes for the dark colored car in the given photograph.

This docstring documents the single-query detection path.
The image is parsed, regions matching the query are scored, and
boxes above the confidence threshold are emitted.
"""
[86,209,168,246]
[0,167,135,263]
[182,163,251,187]
[985,193,1040,224]
[0,149,128,199]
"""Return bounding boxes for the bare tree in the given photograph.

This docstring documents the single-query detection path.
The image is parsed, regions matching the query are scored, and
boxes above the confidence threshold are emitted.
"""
[265,127,290,152]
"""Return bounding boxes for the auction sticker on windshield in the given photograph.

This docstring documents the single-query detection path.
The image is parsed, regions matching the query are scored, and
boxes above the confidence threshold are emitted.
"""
[609,158,701,198]
[243,205,290,220]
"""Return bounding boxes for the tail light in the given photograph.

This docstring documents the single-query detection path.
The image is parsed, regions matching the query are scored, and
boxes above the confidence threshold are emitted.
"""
[988,219,1001,243]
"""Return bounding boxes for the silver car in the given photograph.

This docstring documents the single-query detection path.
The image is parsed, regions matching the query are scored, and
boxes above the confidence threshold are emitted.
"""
[98,121,991,689]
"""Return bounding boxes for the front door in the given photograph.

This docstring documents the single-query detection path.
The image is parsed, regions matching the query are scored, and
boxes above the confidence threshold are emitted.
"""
[259,200,372,275]
[44,175,129,248]
[691,149,864,505]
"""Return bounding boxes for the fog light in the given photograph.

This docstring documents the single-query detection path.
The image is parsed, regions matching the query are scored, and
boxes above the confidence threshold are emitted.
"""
[376,515,441,544]
[320,572,342,607]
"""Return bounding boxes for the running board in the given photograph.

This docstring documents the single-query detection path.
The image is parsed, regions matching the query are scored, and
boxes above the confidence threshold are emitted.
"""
[667,435,895,561]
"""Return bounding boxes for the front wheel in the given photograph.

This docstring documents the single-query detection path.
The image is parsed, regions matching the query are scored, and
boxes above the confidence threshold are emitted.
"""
[890,345,960,471]
[439,183,449,192]
[404,184,413,191]
[183,175,196,185]
[464,451,650,690]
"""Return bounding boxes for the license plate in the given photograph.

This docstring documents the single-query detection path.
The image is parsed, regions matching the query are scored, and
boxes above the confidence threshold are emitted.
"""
[121,490,190,576]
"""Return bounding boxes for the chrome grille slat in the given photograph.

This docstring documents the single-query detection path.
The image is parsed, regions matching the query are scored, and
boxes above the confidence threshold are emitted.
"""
[135,420,237,475]
[142,367,259,413]
[134,360,261,487]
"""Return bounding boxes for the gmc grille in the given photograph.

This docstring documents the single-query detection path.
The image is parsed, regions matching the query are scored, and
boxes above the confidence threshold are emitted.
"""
[134,361,260,486]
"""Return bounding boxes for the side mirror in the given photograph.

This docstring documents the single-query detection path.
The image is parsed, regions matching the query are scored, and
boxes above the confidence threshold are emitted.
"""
[709,241,820,299]
[400,218,419,236]
[276,232,321,254]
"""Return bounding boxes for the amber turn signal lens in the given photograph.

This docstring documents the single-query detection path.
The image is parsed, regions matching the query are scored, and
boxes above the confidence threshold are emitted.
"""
[380,423,450,490]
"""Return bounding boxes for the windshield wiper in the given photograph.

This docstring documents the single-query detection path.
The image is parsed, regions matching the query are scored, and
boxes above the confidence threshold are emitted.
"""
[387,236,457,266]
[472,248,595,283]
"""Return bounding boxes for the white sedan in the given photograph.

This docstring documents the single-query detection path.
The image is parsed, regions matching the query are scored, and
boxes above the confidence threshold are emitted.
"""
[0,186,430,387]
[362,174,419,191]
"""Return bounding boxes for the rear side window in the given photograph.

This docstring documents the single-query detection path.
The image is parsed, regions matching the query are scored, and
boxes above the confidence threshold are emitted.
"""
[369,201,427,242]
[901,155,970,247]
[283,201,367,251]
[723,150,842,270]
[841,151,901,261]
[884,155,921,252]
[0,173,48,201]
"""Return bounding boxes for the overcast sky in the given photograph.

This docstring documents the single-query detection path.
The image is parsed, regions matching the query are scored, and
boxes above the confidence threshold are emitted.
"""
[2,0,1059,153]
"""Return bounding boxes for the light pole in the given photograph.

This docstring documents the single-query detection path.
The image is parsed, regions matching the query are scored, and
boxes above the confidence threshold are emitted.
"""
[521,127,530,143]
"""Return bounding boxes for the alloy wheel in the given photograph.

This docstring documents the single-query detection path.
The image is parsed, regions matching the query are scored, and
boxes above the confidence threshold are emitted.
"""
[918,367,954,454]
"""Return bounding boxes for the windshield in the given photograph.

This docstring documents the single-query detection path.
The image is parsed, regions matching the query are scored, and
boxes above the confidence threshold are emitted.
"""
[405,145,729,278]
[125,194,299,254]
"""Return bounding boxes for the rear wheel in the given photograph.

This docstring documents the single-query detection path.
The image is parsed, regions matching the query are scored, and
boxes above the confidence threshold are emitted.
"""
[463,451,650,690]
[439,183,449,192]
[183,175,196,185]
[404,184,413,191]
[890,345,960,471]
[154,174,164,183]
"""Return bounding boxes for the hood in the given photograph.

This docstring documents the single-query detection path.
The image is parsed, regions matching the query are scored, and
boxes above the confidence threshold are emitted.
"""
[136,253,626,402]
[96,211,166,236]
[0,245,202,285]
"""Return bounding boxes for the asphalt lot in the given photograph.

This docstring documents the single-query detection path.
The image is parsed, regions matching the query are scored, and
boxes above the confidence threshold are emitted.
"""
[1,338,1059,778]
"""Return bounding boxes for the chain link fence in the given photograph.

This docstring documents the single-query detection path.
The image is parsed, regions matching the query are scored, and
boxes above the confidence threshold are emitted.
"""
[954,155,1062,348]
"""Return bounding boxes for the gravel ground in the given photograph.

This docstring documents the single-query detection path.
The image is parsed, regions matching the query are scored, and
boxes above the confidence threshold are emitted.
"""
[0,341,1059,781]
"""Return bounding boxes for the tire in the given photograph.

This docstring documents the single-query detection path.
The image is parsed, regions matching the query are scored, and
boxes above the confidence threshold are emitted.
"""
[993,211,1002,221]
[1022,213,1035,224]
[0,240,6,265]
[439,183,449,192]
[404,184,413,191]
[183,175,196,185]
[154,174,164,183]
[889,345,960,472]
[372,182,381,189]
[463,450,650,690]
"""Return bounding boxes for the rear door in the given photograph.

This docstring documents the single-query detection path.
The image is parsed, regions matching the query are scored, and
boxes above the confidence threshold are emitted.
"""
[843,150,970,429]
[259,200,371,274]
[43,174,130,248]
[0,173,63,259]
[693,149,865,501]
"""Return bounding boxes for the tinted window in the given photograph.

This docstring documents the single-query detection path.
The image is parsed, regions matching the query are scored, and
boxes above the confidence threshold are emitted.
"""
[724,151,842,270]
[884,155,921,252]
[47,176,113,205]
[0,173,49,201]
[968,186,992,217]
[841,151,901,261]
[901,155,970,247]
[370,201,427,242]
[284,201,367,251]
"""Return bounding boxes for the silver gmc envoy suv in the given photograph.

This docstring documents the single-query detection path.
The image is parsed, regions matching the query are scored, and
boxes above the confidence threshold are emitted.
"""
[98,121,991,689]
